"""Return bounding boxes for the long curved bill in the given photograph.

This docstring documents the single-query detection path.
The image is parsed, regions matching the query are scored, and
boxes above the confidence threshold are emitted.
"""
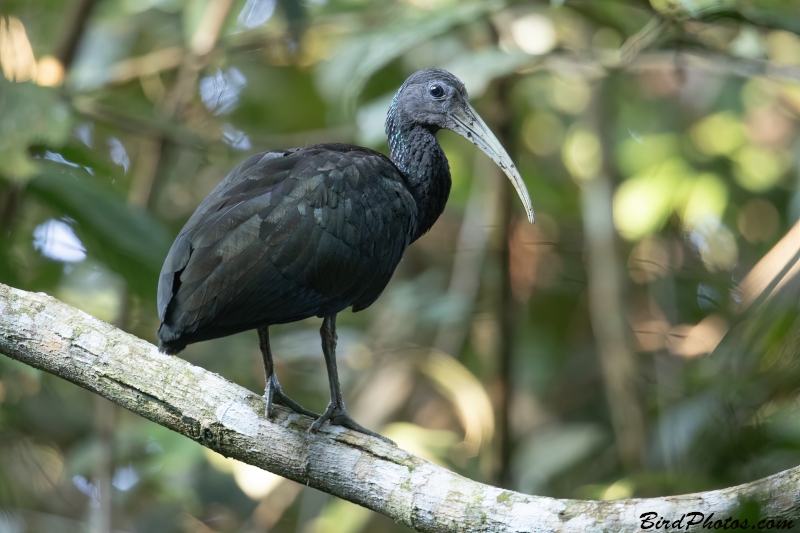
[447,103,535,224]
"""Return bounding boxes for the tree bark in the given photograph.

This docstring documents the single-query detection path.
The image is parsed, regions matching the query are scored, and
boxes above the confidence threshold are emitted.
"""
[1,282,798,532]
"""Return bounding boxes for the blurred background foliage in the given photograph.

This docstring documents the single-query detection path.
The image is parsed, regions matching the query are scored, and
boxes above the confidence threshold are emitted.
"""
[2,0,800,531]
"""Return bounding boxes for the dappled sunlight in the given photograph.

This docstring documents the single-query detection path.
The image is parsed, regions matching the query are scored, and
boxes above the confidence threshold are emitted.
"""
[199,67,247,115]
[687,218,738,272]
[421,351,494,456]
[690,112,745,157]
[382,422,460,466]
[613,158,685,239]
[54,262,124,323]
[32,219,86,263]
[666,314,729,358]
[745,105,794,148]
[512,423,606,494]
[1,440,65,499]
[522,111,565,156]
[733,145,791,192]
[0,16,63,86]
[627,236,682,284]
[738,198,780,244]
[617,133,680,176]
[601,478,635,500]
[205,449,284,500]
[680,174,728,230]
[736,219,800,311]
[236,0,277,31]
[549,74,591,115]
[511,14,557,56]
[765,30,800,66]
[305,498,372,533]
[0,16,36,83]
[562,126,601,181]
[221,123,252,150]
[34,55,64,87]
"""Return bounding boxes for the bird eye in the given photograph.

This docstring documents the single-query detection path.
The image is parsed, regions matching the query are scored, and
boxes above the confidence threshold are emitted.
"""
[428,84,445,99]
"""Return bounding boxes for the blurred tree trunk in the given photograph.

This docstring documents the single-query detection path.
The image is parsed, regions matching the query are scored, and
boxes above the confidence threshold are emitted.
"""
[491,77,520,489]
[432,151,499,360]
[579,76,646,471]
[90,396,114,533]
[0,182,22,238]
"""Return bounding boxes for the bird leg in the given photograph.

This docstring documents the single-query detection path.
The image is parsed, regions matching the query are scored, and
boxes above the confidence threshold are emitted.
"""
[309,315,394,444]
[257,327,319,419]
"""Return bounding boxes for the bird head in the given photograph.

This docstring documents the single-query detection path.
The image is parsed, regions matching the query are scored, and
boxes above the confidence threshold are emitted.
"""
[389,68,534,223]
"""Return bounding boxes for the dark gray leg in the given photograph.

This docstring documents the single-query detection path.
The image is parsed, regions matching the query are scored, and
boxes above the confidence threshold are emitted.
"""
[258,326,319,419]
[309,315,394,444]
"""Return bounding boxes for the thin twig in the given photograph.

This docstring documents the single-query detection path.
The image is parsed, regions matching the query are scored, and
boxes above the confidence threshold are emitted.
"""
[578,78,646,471]
[620,15,670,65]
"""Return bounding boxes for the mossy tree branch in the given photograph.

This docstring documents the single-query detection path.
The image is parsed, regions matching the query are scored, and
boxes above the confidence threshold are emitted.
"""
[1,283,798,532]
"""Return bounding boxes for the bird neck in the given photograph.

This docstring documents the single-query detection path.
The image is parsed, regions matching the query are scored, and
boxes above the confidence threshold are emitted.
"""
[386,120,452,242]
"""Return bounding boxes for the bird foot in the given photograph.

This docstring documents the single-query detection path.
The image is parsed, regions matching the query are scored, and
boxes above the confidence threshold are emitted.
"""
[264,375,319,420]
[309,402,395,445]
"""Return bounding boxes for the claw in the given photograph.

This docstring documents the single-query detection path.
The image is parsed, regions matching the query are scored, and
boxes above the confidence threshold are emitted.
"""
[309,402,395,445]
[264,374,319,420]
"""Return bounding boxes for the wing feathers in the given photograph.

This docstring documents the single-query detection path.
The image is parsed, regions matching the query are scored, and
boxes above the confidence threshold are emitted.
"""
[158,144,417,346]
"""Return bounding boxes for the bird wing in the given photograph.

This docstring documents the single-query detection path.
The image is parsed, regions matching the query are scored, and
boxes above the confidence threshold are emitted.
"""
[158,144,417,347]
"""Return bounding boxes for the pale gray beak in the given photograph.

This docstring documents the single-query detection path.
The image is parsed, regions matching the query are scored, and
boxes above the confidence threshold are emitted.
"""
[448,103,535,224]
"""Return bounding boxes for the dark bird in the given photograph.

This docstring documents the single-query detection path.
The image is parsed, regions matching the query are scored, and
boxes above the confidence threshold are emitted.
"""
[157,68,533,441]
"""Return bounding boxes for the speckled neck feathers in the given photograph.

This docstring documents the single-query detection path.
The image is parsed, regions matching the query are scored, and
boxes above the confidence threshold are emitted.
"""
[385,92,452,242]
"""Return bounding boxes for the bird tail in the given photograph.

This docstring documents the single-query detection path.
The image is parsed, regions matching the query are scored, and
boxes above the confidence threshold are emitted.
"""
[157,323,186,355]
